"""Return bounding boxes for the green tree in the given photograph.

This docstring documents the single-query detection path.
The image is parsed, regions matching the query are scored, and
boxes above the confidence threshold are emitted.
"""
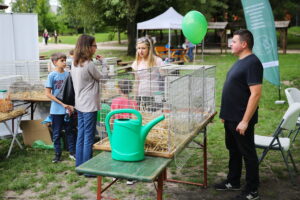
[12,0,37,13]
[34,0,54,32]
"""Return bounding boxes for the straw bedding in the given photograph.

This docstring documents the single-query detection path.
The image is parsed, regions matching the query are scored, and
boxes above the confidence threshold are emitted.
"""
[0,108,26,122]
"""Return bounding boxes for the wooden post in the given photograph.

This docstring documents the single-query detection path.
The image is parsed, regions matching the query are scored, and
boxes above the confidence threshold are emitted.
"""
[97,176,102,200]
[282,29,287,54]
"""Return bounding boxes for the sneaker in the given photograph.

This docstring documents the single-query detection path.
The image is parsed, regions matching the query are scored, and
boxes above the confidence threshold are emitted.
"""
[69,153,76,161]
[231,190,260,200]
[126,180,136,185]
[214,180,241,191]
[52,154,62,163]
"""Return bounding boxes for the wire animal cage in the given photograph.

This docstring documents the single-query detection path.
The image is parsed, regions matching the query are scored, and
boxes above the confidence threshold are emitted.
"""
[93,65,216,158]
[0,61,49,101]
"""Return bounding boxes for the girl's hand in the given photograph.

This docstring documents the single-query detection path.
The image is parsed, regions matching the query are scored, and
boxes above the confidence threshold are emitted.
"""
[65,105,74,114]
[96,55,104,61]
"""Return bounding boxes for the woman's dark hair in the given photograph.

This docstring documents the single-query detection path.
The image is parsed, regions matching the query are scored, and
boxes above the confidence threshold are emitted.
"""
[74,34,95,66]
[118,80,133,95]
[233,29,254,50]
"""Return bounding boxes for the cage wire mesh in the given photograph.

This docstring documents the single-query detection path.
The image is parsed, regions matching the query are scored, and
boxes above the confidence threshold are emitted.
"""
[0,61,46,100]
[95,65,216,159]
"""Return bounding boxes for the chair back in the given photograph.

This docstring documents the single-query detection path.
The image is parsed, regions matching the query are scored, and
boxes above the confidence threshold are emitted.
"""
[281,103,300,130]
[285,88,300,105]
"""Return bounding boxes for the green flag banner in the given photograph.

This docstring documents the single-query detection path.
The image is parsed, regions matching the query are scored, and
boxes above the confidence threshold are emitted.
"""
[241,0,280,86]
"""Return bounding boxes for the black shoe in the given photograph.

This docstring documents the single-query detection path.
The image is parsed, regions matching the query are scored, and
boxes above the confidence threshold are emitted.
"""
[214,180,241,191]
[52,153,62,163]
[231,190,260,200]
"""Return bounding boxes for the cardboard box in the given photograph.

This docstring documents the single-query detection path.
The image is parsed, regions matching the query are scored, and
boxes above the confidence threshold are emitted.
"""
[20,120,52,146]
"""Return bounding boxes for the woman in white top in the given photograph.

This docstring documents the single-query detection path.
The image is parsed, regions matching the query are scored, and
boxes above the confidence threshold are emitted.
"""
[131,36,165,111]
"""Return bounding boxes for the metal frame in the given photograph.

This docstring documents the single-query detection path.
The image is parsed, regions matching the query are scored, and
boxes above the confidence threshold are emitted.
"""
[95,169,166,200]
[165,127,208,187]
[0,112,24,158]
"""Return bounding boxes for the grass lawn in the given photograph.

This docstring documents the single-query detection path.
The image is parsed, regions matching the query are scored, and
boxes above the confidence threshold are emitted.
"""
[39,32,127,45]
[0,52,299,199]
[39,26,300,50]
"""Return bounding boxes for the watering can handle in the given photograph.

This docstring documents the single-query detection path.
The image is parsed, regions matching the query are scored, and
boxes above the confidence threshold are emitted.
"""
[105,109,142,138]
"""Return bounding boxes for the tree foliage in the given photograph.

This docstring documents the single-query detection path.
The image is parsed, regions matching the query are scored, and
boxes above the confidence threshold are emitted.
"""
[12,0,37,13]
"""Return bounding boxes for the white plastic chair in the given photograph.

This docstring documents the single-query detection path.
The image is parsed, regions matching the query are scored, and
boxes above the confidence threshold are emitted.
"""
[285,88,300,105]
[285,87,300,132]
[255,103,300,183]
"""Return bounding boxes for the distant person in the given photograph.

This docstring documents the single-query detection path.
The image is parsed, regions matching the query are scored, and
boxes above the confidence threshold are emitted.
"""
[45,52,76,163]
[71,34,108,170]
[182,39,195,62]
[47,59,56,72]
[54,30,58,44]
[215,29,263,200]
[66,49,74,71]
[43,29,49,45]
[132,36,165,111]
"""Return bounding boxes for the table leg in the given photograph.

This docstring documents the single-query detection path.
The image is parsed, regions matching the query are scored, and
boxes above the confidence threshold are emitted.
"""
[97,176,102,200]
[5,116,23,158]
[31,102,34,120]
[157,169,164,200]
[203,127,208,188]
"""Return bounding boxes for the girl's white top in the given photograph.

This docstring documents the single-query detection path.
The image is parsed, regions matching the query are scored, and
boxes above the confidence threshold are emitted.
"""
[132,56,164,96]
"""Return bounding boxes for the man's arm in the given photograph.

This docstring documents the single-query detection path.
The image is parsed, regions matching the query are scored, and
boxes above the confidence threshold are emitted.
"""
[236,84,262,135]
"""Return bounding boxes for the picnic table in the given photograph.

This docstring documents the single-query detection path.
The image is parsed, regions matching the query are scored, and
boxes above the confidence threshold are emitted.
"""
[76,111,216,199]
[76,151,172,200]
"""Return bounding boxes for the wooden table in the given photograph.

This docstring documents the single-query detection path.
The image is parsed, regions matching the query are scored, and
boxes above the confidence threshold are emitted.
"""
[77,112,216,199]
[0,109,26,158]
[12,98,50,120]
[76,152,172,200]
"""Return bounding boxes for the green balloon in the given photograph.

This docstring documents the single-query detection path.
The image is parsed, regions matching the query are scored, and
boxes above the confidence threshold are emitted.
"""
[182,11,208,45]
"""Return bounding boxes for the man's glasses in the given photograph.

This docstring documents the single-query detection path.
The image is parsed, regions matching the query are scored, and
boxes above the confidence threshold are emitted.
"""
[91,45,97,48]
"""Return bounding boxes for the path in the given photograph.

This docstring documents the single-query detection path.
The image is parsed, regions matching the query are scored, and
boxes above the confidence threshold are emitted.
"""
[39,40,127,53]
[39,40,300,54]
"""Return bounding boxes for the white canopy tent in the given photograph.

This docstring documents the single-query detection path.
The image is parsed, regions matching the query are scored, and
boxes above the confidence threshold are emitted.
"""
[137,7,183,58]
[0,13,39,137]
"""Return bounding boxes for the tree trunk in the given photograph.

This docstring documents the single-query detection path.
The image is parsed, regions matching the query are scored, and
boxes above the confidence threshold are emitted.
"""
[118,28,121,44]
[127,19,136,56]
[126,0,139,56]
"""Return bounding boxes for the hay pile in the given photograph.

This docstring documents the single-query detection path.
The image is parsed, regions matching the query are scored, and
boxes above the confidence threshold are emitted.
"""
[10,91,49,101]
[0,108,26,122]
[96,112,188,154]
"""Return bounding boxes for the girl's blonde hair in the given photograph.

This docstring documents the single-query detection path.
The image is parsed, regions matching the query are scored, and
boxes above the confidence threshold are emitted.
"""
[74,34,95,67]
[135,36,156,68]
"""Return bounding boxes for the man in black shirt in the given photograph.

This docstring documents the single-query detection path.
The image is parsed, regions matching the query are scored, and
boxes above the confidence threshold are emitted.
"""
[215,29,263,200]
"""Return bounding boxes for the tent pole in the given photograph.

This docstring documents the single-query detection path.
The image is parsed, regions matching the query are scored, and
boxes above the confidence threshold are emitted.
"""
[194,45,196,62]
[202,40,204,61]
[168,28,171,59]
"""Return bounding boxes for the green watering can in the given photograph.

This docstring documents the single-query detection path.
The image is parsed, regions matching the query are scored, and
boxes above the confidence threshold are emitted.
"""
[105,109,165,161]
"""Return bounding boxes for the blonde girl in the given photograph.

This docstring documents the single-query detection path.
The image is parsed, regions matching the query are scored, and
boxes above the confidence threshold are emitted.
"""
[131,36,165,111]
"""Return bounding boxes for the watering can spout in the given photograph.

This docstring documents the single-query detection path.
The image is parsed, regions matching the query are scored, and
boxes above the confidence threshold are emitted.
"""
[141,115,165,140]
